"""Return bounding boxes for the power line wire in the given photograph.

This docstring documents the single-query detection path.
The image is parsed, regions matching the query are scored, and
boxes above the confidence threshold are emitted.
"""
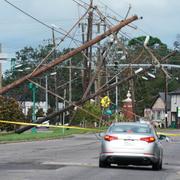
[30,5,91,75]
[75,0,145,47]
[3,0,82,43]
[97,0,150,36]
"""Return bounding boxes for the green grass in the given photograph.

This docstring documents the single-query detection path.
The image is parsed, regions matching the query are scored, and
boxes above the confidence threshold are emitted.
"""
[0,128,93,143]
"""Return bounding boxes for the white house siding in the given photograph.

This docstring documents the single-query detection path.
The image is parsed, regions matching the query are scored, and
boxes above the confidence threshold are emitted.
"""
[171,95,180,112]
[152,97,165,109]
[171,112,176,122]
[19,101,47,115]
[19,101,64,115]
[152,97,166,121]
[144,108,153,120]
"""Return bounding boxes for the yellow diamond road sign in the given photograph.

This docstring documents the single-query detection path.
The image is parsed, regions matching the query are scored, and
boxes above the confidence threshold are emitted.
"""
[101,96,111,108]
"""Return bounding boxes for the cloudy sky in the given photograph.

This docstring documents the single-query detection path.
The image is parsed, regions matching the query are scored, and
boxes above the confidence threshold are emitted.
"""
[0,0,180,71]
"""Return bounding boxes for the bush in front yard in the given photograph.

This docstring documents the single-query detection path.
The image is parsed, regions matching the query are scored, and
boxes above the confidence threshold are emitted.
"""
[0,96,25,131]
[72,101,101,127]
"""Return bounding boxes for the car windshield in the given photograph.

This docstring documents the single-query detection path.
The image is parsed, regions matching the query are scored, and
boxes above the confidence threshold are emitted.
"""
[108,124,152,134]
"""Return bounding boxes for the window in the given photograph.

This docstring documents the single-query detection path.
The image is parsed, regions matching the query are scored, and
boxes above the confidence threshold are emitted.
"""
[157,111,161,120]
[109,124,151,134]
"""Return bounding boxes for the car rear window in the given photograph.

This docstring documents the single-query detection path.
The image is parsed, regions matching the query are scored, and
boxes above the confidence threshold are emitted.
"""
[109,124,152,134]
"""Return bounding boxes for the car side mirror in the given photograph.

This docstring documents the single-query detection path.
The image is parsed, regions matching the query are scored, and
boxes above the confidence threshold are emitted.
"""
[99,132,105,137]
[158,134,170,142]
[96,132,105,140]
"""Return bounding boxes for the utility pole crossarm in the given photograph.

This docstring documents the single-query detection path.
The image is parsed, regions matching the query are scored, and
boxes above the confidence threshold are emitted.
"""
[0,15,138,95]
[15,51,175,134]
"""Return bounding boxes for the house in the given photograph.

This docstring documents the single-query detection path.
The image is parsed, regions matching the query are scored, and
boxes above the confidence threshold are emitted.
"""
[18,101,64,115]
[169,89,180,128]
[146,88,180,128]
[151,92,171,127]
[19,101,47,115]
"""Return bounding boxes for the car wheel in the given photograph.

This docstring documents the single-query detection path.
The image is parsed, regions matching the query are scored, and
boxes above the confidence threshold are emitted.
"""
[152,159,162,170]
[99,159,110,168]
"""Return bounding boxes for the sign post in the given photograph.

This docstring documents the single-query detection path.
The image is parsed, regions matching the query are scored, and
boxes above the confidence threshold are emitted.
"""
[28,83,37,133]
[175,107,180,128]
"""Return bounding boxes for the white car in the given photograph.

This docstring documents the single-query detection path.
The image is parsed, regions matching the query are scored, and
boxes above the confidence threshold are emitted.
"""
[99,122,166,170]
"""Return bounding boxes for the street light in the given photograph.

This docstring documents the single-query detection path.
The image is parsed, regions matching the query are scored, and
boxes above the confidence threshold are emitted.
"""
[135,67,143,74]
[14,64,23,68]
[141,76,148,81]
[144,36,150,47]
[147,72,156,79]
[16,69,23,72]
[25,67,31,70]
[50,72,57,76]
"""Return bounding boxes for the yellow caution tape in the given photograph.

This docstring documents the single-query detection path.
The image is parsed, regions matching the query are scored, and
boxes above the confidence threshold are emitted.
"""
[157,132,180,137]
[0,120,99,132]
[1,120,180,136]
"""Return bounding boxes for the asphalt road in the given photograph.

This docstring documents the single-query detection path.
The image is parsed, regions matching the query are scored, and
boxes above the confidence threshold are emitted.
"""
[0,131,180,180]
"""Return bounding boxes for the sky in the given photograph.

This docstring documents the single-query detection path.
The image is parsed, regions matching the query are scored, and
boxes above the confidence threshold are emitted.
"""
[0,0,180,72]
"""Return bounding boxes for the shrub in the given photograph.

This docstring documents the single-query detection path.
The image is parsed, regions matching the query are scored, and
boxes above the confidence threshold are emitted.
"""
[72,101,101,127]
[0,96,25,131]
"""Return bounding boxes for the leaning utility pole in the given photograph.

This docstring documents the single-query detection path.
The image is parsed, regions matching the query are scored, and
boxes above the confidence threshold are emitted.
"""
[82,42,113,100]
[16,51,176,134]
[94,16,107,102]
[83,0,93,95]
[51,27,58,111]
[0,15,138,95]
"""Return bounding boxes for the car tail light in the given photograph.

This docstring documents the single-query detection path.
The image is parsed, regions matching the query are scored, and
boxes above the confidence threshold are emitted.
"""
[140,136,155,143]
[104,135,118,141]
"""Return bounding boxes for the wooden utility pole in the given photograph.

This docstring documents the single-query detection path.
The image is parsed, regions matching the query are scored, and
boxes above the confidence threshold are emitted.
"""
[94,22,101,103]
[16,51,176,133]
[129,65,135,121]
[81,21,85,88]
[82,43,113,100]
[83,0,93,95]
[0,15,138,95]
[164,74,168,128]
[94,15,108,101]
[52,27,56,59]
[52,27,58,111]
[69,58,72,103]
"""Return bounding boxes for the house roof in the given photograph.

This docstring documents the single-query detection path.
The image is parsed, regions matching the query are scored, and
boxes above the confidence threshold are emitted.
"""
[151,92,171,110]
[151,88,180,110]
[159,92,171,110]
[169,88,180,95]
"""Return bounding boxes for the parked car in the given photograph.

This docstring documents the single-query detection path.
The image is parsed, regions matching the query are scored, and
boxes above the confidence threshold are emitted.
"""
[99,122,167,170]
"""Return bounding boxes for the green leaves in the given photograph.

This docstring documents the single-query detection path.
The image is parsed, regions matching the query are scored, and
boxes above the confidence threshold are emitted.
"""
[128,36,166,48]
[72,101,101,126]
[0,96,25,131]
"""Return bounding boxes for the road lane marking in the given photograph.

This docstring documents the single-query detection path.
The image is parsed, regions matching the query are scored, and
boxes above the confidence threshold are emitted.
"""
[157,132,180,137]
[42,161,97,167]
